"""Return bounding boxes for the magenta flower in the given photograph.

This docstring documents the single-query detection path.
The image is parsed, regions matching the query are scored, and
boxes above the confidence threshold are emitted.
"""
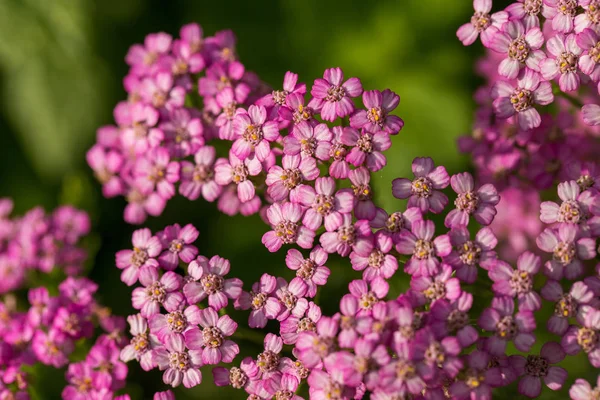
[410,263,462,305]
[285,246,331,297]
[86,145,125,198]
[134,148,180,200]
[320,215,373,257]
[412,328,463,380]
[214,86,250,140]
[280,301,321,344]
[278,92,317,127]
[308,368,356,400]
[379,341,425,396]
[256,70,306,111]
[348,278,389,316]
[489,20,545,79]
[179,146,223,202]
[120,314,158,371]
[491,69,554,130]
[396,219,452,277]
[283,121,332,160]
[540,33,583,92]
[369,207,422,248]
[310,67,363,121]
[341,128,391,172]
[153,335,203,388]
[296,316,338,368]
[541,280,594,335]
[265,154,319,202]
[262,202,315,252]
[86,341,128,391]
[62,361,101,400]
[328,126,351,179]
[392,157,450,214]
[116,228,162,287]
[335,294,371,348]
[489,252,542,310]
[153,390,176,400]
[570,375,600,400]
[131,269,184,318]
[234,273,282,329]
[543,0,579,32]
[149,305,201,344]
[561,308,600,366]
[232,105,280,161]
[184,307,239,365]
[254,333,289,380]
[170,37,205,76]
[430,293,479,347]
[565,160,600,192]
[157,223,199,270]
[31,329,73,368]
[511,342,567,398]
[445,226,498,283]
[126,32,172,76]
[212,357,259,390]
[540,180,600,226]
[295,178,354,232]
[275,277,308,321]
[140,71,185,110]
[576,28,600,82]
[350,232,398,282]
[457,0,509,46]
[198,60,246,97]
[160,108,204,158]
[349,167,376,220]
[537,224,597,280]
[121,103,164,155]
[123,187,166,225]
[183,255,243,311]
[350,89,404,134]
[449,350,503,399]
[506,1,545,29]
[214,152,262,203]
[478,296,536,355]
[445,172,500,228]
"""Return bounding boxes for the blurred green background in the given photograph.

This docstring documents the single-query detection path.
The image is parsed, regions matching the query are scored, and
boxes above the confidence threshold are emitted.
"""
[0,0,594,399]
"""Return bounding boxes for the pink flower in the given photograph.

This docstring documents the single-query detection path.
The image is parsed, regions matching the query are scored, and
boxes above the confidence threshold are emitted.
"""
[275,277,309,321]
[234,274,282,329]
[491,69,554,130]
[478,296,536,355]
[184,307,239,365]
[283,121,332,160]
[116,228,162,286]
[296,316,338,368]
[543,0,579,33]
[214,86,250,140]
[285,247,331,297]
[160,108,204,158]
[320,215,373,257]
[198,61,246,97]
[430,293,479,347]
[131,269,184,318]
[412,328,463,380]
[120,314,158,371]
[262,202,315,252]
[445,172,500,228]
[212,357,259,390]
[570,375,600,400]
[179,146,223,202]
[575,1,600,33]
[214,152,262,203]
[153,335,203,388]
[126,32,172,76]
[310,67,363,121]
[350,89,404,134]
[157,223,199,270]
[86,341,128,391]
[457,0,509,46]
[410,263,462,305]
[541,280,594,335]
[149,305,201,344]
[295,178,354,232]
[256,71,306,113]
[279,92,317,127]
[121,103,164,155]
[445,226,498,283]
[341,129,390,172]
[348,278,389,316]
[537,224,597,280]
[489,20,545,79]
[124,187,166,225]
[561,308,600,366]
[170,37,205,75]
[232,105,280,161]
[392,157,450,214]
[449,350,503,399]
[140,71,185,110]
[540,180,600,226]
[134,148,180,200]
[489,252,542,310]
[350,232,398,282]
[369,207,422,248]
[183,255,243,311]
[86,145,125,198]
[511,342,567,398]
[540,33,583,92]
[396,219,452,277]
[280,301,322,344]
[265,155,319,202]
[328,126,351,179]
[576,28,600,82]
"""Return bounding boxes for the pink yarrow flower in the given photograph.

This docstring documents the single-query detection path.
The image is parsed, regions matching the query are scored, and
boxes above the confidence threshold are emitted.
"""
[489,20,545,79]
[576,28,600,82]
[540,33,583,92]
[262,202,315,252]
[295,177,354,232]
[445,226,498,283]
[395,219,452,277]
[285,246,331,297]
[232,105,280,161]
[445,172,500,228]
[457,0,509,46]
[153,335,203,388]
[134,147,180,201]
[235,273,282,329]
[491,69,554,130]
[157,223,199,270]
[350,89,404,134]
[265,154,319,202]
[131,269,184,318]
[510,342,567,398]
[543,0,579,33]
[179,146,223,202]
[283,121,332,161]
[214,152,262,203]
[392,157,450,214]
[341,128,391,172]
[488,251,543,311]
[116,228,162,286]
[541,280,594,335]
[310,67,363,121]
[184,307,239,365]
[183,255,243,311]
